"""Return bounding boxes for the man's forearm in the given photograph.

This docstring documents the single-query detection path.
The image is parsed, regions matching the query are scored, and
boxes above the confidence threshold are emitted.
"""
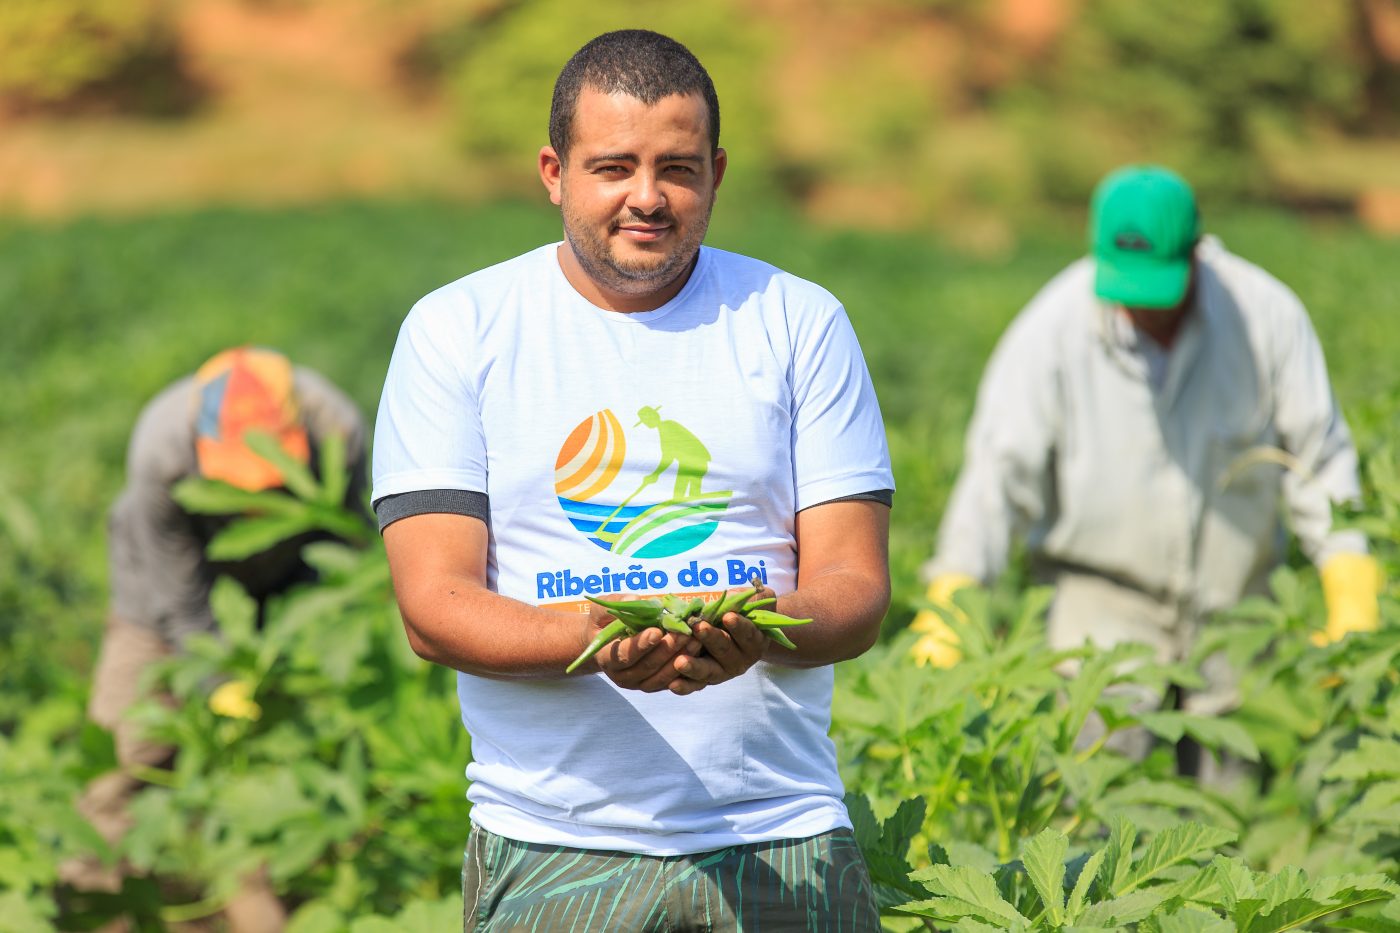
[765,567,889,669]
[395,576,593,679]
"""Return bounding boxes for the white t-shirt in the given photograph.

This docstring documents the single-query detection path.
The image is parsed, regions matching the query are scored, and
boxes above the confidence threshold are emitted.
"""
[373,243,893,854]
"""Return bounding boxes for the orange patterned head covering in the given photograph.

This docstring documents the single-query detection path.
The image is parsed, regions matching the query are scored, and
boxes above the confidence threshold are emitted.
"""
[193,347,311,491]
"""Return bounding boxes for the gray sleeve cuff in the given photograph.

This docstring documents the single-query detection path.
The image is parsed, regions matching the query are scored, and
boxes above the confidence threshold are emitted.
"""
[373,489,490,532]
[801,488,893,511]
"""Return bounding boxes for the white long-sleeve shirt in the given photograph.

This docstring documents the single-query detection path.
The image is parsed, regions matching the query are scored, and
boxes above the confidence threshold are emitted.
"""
[928,236,1364,616]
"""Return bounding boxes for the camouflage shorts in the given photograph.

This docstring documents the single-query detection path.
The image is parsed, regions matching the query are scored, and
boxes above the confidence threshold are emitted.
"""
[462,824,881,932]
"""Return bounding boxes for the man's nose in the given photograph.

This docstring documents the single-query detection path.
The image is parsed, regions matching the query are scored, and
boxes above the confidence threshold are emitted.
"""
[626,171,666,216]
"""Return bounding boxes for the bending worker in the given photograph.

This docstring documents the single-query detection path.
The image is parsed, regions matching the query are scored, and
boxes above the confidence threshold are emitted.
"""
[65,346,367,931]
[912,165,1381,734]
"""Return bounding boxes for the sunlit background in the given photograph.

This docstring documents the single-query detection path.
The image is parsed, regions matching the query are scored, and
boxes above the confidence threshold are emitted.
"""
[3,1,1400,928]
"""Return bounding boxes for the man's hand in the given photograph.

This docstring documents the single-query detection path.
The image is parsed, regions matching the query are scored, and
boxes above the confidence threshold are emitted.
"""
[586,598,703,693]
[670,585,775,692]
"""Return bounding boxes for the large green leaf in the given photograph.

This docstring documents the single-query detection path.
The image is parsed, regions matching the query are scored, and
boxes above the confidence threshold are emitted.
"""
[1100,816,1138,899]
[1023,828,1068,925]
[346,920,399,933]
[387,897,461,929]
[1150,906,1234,933]
[845,789,884,853]
[846,792,926,904]
[1076,888,1175,926]
[286,902,346,933]
[1066,848,1108,923]
[211,770,317,837]
[1307,874,1400,905]
[0,889,57,933]
[1058,649,1120,752]
[210,576,258,646]
[171,477,302,516]
[1336,781,1400,828]
[1095,780,1236,832]
[303,501,372,545]
[1332,917,1400,932]
[206,512,319,560]
[943,840,1002,875]
[267,821,333,881]
[1233,871,1399,933]
[1242,897,1367,933]
[949,920,1010,933]
[1123,823,1237,893]
[1211,855,1261,908]
[1138,712,1260,762]
[316,431,349,507]
[244,430,320,501]
[1324,737,1400,782]
[906,865,1033,928]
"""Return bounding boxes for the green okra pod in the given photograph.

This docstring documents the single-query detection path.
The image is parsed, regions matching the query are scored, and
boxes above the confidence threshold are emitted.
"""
[715,586,757,617]
[659,594,692,618]
[762,628,798,650]
[566,619,632,674]
[659,610,694,635]
[740,597,777,612]
[746,608,813,628]
[699,589,728,622]
[586,595,664,619]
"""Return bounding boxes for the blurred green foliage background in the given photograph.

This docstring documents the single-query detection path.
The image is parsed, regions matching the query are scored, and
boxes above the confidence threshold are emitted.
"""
[4,2,1400,926]
[3,0,1398,779]
[4,0,1400,233]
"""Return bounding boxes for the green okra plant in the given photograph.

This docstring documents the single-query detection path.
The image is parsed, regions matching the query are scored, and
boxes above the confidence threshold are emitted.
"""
[566,583,813,673]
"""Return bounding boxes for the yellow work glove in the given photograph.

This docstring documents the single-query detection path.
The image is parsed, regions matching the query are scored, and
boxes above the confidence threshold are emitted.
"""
[910,573,977,668]
[1311,552,1383,647]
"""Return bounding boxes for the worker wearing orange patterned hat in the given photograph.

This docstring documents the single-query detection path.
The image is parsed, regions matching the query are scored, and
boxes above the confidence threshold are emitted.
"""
[62,347,367,929]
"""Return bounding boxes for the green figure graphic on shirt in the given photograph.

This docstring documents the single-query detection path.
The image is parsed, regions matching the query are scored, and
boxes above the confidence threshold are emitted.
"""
[635,405,711,498]
[590,406,730,554]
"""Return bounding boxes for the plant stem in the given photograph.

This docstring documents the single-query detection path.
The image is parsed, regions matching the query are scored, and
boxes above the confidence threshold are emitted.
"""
[129,764,179,788]
[162,894,228,922]
[984,757,1012,861]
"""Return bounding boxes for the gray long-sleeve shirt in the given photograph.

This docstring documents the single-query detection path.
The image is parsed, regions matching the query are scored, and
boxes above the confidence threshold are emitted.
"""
[927,236,1365,616]
[107,366,368,645]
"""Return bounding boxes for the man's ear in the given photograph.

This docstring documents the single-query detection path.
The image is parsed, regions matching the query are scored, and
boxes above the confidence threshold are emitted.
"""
[712,147,728,191]
[539,146,563,206]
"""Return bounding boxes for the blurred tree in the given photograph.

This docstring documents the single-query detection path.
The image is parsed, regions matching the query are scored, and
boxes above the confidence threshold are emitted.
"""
[1005,0,1371,202]
[0,0,204,116]
[441,0,779,201]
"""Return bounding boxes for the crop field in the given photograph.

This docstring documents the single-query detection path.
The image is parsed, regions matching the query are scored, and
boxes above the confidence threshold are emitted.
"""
[2,199,1398,929]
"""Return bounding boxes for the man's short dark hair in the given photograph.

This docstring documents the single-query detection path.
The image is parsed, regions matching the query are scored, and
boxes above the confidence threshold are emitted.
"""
[549,30,720,162]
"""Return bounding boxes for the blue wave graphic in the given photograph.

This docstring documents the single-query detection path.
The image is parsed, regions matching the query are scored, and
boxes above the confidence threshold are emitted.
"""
[559,496,723,556]
[559,497,649,545]
[557,497,649,518]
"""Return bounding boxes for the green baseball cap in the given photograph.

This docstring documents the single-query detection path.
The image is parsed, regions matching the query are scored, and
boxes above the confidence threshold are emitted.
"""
[1089,165,1200,309]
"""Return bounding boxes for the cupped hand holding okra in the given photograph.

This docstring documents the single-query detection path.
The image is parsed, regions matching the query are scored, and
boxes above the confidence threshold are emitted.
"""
[575,582,801,695]
[583,597,705,695]
[669,587,774,688]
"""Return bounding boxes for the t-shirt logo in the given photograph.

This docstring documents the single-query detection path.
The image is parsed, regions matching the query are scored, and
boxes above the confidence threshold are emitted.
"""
[554,407,732,557]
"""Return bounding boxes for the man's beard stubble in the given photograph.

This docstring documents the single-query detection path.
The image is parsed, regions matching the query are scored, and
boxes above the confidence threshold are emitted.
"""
[560,199,714,298]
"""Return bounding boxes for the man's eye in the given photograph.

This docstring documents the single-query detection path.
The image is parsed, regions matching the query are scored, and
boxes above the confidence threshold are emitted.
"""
[666,165,696,175]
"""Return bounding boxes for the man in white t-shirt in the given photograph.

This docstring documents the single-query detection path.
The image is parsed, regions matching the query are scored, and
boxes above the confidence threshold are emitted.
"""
[372,29,892,931]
